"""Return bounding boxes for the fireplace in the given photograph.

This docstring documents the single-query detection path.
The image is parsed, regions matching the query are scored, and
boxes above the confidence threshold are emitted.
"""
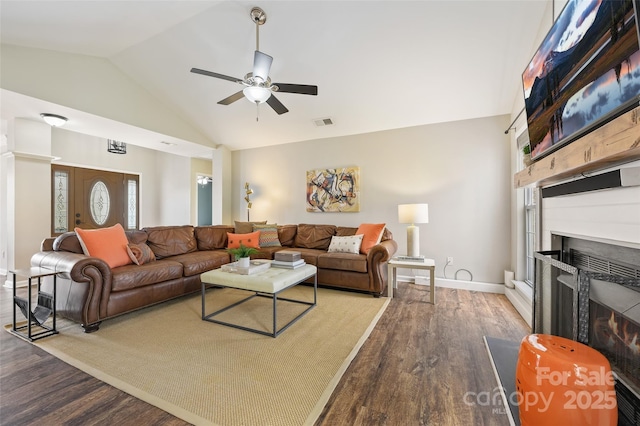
[534,236,640,425]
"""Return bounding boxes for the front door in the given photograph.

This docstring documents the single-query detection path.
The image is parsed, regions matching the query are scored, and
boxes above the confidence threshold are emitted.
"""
[74,168,125,229]
[51,165,139,235]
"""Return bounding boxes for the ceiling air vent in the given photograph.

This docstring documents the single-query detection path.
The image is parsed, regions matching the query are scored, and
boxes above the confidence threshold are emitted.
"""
[313,117,334,127]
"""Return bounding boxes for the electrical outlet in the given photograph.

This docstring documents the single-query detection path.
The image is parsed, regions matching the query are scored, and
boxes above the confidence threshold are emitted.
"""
[447,256,454,265]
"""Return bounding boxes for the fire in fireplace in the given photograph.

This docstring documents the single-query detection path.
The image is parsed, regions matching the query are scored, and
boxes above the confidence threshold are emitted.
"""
[591,302,640,393]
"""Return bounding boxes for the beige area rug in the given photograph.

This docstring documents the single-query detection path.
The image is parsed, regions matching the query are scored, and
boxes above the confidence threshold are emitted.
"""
[17,286,389,426]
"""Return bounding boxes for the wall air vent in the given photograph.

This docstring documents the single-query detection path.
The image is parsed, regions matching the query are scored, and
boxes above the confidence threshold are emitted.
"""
[313,117,334,127]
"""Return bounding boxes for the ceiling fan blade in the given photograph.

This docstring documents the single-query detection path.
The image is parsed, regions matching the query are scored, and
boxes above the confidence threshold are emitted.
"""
[253,51,273,82]
[190,68,243,84]
[274,83,318,96]
[217,91,245,105]
[266,94,289,115]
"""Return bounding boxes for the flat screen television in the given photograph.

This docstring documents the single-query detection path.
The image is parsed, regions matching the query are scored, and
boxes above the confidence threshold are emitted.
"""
[522,0,640,160]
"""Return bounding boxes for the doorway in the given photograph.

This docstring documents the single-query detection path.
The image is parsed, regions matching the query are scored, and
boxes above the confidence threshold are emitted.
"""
[52,165,139,235]
[197,175,212,226]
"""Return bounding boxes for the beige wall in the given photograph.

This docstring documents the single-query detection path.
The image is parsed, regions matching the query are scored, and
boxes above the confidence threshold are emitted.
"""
[0,44,213,148]
[232,115,512,284]
[52,128,192,228]
[2,115,512,284]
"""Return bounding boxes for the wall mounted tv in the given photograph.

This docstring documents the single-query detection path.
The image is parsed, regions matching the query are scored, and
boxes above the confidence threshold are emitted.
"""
[522,0,640,160]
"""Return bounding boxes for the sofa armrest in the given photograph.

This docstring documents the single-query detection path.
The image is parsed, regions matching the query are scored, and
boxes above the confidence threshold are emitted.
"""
[367,239,398,294]
[31,250,112,329]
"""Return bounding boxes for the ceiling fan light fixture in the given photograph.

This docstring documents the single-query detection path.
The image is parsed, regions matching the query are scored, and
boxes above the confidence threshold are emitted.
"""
[40,113,68,127]
[243,86,271,104]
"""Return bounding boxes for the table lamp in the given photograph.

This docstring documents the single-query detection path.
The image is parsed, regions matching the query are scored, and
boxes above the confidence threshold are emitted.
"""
[398,203,429,257]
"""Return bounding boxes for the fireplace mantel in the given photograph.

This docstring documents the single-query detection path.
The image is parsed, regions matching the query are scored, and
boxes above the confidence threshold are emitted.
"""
[515,106,640,188]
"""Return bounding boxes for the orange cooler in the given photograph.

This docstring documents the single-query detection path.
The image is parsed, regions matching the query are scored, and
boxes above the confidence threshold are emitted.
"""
[516,334,617,425]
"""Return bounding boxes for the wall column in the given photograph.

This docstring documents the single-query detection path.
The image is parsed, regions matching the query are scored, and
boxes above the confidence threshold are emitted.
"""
[212,146,232,225]
[2,118,54,286]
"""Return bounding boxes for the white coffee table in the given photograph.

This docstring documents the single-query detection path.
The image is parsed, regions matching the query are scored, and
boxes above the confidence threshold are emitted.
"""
[200,263,317,337]
[387,258,436,303]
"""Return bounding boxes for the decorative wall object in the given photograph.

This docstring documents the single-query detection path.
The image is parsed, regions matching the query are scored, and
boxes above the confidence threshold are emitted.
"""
[244,182,253,220]
[306,167,359,212]
[107,140,127,154]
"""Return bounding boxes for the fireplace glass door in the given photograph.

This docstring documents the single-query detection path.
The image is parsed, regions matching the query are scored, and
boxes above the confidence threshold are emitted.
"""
[533,250,581,341]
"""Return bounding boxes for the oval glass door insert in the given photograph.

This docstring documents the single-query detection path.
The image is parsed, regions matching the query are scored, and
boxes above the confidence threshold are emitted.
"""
[90,180,111,225]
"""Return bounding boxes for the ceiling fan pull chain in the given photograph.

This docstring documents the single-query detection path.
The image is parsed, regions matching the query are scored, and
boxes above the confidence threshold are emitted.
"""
[256,102,260,122]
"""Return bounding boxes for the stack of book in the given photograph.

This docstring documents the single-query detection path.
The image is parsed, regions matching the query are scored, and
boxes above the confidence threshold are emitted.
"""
[272,250,306,269]
[394,255,426,262]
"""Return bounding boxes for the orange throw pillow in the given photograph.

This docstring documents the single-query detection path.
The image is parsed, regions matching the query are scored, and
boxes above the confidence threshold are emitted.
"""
[356,223,386,254]
[227,231,260,249]
[75,223,133,268]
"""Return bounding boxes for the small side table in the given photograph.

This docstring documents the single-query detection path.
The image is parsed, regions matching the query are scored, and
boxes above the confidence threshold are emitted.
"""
[387,258,436,304]
[10,267,58,341]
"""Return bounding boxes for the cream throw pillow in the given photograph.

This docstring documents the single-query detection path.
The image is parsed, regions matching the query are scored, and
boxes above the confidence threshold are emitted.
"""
[327,234,364,254]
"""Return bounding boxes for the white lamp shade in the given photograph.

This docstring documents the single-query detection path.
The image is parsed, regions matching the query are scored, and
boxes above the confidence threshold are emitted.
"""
[398,203,429,224]
[243,86,271,103]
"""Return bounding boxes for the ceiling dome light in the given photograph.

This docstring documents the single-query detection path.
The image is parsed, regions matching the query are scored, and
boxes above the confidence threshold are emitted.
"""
[40,113,68,127]
[243,86,271,104]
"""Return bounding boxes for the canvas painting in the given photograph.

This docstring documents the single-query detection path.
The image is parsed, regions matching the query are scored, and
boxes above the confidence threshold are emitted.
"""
[306,167,360,212]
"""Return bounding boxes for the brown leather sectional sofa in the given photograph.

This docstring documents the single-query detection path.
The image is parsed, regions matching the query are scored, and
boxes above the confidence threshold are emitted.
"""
[31,224,397,332]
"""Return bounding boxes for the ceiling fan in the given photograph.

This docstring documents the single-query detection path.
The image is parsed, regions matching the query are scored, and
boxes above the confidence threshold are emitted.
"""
[191,7,318,119]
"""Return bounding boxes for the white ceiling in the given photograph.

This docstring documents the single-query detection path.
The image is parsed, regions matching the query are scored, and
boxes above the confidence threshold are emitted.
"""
[0,1,549,153]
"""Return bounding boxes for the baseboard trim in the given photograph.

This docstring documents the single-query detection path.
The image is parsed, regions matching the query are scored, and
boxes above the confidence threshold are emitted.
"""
[402,275,505,294]
[505,287,532,327]
[3,278,28,289]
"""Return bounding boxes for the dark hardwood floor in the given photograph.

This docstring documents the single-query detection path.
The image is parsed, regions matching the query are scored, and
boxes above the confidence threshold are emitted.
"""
[0,277,529,425]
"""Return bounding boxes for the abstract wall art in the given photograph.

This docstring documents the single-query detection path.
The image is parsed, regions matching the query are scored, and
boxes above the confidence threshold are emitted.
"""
[306,167,360,212]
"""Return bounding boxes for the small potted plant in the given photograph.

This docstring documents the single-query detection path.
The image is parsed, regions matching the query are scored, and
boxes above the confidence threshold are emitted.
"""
[227,244,259,268]
[523,144,533,167]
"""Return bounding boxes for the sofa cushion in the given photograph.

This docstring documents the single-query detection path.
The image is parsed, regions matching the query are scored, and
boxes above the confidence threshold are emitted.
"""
[318,252,368,273]
[294,224,336,250]
[281,248,324,266]
[126,243,156,265]
[169,251,230,277]
[52,232,84,254]
[253,246,281,259]
[195,226,235,250]
[336,226,358,237]
[327,235,363,254]
[75,224,133,269]
[111,259,184,292]
[278,225,297,247]
[253,224,281,247]
[227,231,260,249]
[126,230,148,245]
[234,220,267,234]
[356,223,386,254]
[144,225,197,259]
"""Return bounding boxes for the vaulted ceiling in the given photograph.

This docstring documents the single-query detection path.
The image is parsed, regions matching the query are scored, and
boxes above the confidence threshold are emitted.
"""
[0,1,549,154]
